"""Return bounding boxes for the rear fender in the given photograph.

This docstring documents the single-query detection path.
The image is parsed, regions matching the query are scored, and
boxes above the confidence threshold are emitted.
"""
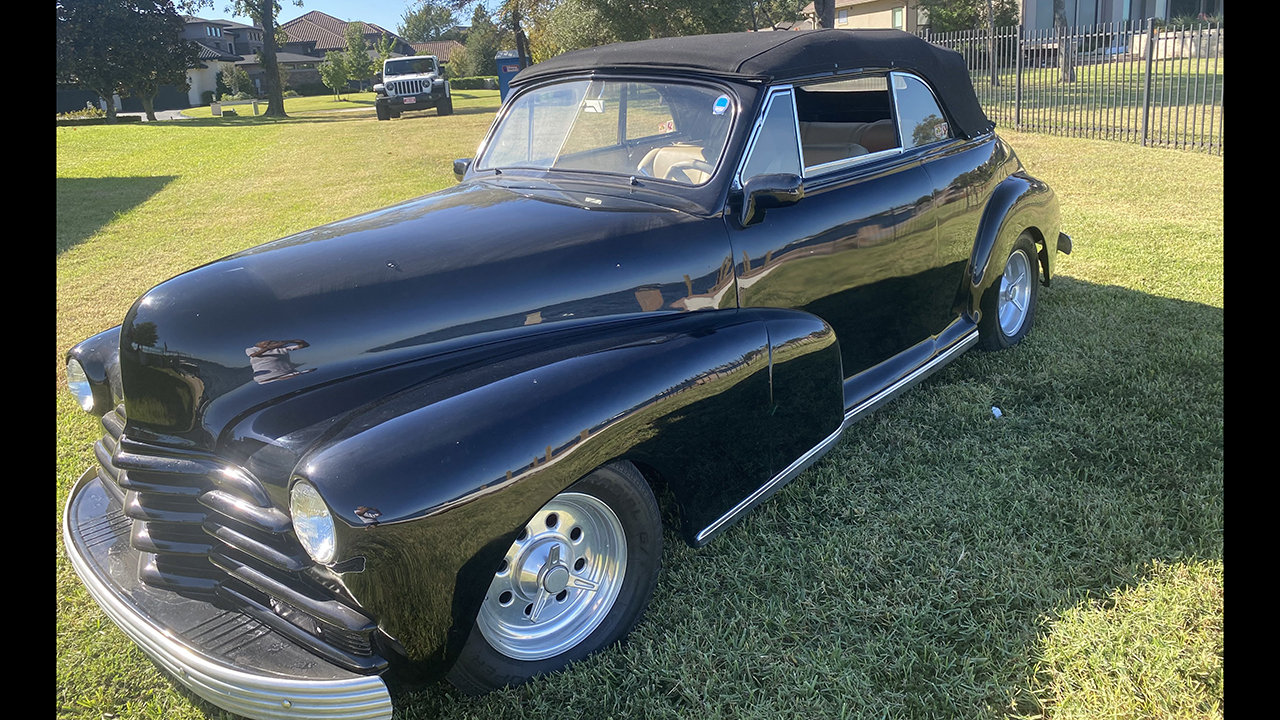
[968,172,1060,315]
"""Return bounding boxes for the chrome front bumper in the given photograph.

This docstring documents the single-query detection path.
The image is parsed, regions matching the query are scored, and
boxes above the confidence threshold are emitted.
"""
[62,469,393,720]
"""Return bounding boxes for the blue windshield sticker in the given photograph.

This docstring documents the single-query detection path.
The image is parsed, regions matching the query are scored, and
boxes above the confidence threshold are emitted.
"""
[713,95,730,115]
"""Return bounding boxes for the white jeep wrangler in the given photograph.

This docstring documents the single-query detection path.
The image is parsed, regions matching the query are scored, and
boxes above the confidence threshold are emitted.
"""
[374,55,453,120]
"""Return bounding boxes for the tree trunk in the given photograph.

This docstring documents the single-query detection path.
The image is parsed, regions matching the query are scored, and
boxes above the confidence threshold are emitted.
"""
[813,0,835,28]
[141,93,157,121]
[1054,0,1076,82]
[259,0,287,117]
[512,7,529,69]
[99,91,118,124]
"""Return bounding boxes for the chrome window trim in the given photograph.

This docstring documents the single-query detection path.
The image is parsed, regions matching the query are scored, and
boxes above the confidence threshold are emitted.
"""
[795,72,906,179]
[472,74,739,188]
[888,70,954,151]
[803,146,905,178]
[733,85,803,188]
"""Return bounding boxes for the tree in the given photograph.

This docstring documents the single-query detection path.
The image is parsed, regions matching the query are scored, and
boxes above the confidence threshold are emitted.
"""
[374,32,395,78]
[57,0,199,124]
[318,50,349,99]
[917,0,1017,32]
[455,4,504,77]
[124,1,200,120]
[344,21,374,89]
[1054,0,1075,82]
[182,0,299,117]
[398,0,459,42]
[221,64,253,96]
[812,0,835,28]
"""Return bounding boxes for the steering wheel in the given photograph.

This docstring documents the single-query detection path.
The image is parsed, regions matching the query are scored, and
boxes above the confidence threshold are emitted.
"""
[662,159,716,182]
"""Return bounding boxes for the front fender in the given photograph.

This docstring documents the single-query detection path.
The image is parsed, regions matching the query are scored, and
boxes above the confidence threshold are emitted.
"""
[287,309,840,676]
[969,172,1060,313]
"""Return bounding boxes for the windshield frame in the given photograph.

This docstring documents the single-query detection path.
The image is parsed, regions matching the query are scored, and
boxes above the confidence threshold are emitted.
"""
[473,74,742,191]
[384,57,437,77]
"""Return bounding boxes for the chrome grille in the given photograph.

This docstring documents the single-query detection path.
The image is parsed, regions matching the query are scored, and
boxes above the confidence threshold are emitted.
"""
[388,78,428,96]
[92,404,381,667]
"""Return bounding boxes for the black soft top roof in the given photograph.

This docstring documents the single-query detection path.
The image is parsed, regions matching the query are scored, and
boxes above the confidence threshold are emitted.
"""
[511,29,994,138]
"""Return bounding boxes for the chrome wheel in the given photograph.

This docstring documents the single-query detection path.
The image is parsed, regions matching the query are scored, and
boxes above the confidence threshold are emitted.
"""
[998,248,1032,336]
[476,492,628,661]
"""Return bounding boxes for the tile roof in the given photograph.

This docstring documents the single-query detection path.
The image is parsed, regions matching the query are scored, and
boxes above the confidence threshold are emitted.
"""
[193,40,242,62]
[282,10,404,51]
[409,40,465,62]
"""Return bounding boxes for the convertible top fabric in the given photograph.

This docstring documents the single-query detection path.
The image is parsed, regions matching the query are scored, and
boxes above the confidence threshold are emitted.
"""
[511,29,994,138]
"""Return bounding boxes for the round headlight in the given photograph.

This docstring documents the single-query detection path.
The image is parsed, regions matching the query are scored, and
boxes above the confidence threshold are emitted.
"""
[66,359,95,413]
[290,481,336,564]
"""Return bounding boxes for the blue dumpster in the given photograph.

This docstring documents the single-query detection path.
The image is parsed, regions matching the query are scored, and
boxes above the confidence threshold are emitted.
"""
[496,50,531,102]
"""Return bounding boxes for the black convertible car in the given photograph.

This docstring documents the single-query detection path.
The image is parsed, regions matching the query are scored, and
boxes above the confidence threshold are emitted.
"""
[62,29,1067,719]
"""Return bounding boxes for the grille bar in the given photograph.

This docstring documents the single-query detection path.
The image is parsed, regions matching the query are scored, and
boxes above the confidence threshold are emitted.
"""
[210,550,377,633]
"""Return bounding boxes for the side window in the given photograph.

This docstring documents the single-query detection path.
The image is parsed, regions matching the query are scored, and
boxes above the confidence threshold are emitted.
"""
[794,75,900,174]
[739,89,802,184]
[891,73,953,149]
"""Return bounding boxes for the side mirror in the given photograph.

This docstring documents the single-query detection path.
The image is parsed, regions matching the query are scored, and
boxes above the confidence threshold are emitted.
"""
[453,158,473,181]
[740,173,804,226]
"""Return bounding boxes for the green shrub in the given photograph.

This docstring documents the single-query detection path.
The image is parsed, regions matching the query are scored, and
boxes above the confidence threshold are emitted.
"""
[284,90,300,98]
[201,90,215,105]
[56,105,106,120]
[450,76,497,90]
[55,115,142,126]
[294,82,330,96]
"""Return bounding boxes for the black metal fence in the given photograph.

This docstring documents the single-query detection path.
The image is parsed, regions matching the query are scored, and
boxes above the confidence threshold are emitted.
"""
[922,20,1223,155]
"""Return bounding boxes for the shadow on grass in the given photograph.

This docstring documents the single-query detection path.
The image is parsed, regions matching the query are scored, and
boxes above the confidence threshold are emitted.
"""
[384,277,1224,718]
[55,277,1223,720]
[163,105,497,127]
[56,176,176,255]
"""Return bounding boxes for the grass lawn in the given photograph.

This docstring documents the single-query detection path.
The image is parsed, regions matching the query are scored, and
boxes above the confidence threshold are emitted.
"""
[177,89,500,119]
[56,92,1222,720]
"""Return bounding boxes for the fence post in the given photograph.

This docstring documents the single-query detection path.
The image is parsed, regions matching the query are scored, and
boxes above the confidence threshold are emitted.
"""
[1014,24,1023,129]
[1140,18,1155,147]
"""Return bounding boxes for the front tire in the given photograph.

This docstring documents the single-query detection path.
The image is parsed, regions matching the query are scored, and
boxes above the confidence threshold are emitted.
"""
[446,461,662,695]
[979,232,1040,350]
[436,96,454,116]
[376,104,390,121]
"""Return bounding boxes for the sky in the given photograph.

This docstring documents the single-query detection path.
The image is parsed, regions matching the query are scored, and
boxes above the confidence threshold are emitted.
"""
[222,1,487,36]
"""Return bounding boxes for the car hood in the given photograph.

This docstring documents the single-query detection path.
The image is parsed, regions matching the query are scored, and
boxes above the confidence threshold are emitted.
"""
[118,180,734,447]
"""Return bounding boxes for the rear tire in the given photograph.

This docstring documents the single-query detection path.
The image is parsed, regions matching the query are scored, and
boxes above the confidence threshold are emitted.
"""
[979,232,1040,350]
[446,460,662,695]
[437,97,454,116]
[376,104,390,121]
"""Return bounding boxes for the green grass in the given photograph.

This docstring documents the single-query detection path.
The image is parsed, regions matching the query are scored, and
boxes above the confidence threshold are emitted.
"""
[178,89,500,119]
[965,59,1225,152]
[56,93,1222,720]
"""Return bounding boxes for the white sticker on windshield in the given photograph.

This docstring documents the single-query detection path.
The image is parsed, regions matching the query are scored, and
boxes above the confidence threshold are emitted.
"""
[712,95,730,115]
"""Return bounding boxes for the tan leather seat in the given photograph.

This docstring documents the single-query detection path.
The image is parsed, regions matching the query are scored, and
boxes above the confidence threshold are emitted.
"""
[858,119,898,153]
[637,145,710,184]
[798,119,899,166]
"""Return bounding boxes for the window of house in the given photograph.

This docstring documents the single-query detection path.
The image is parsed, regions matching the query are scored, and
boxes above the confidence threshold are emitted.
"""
[739,89,802,185]
[892,6,904,29]
[890,72,952,149]
[793,74,900,175]
[837,9,848,24]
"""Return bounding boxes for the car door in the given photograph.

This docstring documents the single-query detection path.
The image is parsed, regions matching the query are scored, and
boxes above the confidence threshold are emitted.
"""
[726,75,946,410]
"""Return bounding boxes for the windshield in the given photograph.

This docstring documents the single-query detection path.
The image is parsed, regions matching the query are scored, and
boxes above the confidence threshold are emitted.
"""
[477,79,735,186]
[384,58,436,77]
